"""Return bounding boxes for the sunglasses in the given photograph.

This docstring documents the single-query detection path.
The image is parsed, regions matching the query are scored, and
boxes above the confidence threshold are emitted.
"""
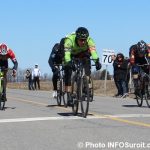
[78,39,86,42]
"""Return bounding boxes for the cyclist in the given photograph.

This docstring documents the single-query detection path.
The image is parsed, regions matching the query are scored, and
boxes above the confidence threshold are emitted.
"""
[48,38,65,98]
[64,27,101,104]
[129,40,150,95]
[0,43,18,101]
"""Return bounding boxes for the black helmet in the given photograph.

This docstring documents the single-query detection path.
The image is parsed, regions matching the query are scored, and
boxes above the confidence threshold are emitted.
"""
[76,27,89,39]
[137,40,147,55]
[137,40,147,51]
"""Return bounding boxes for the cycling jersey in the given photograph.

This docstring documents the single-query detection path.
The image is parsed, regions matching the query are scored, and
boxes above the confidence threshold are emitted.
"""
[129,44,150,65]
[64,33,99,62]
[0,48,18,70]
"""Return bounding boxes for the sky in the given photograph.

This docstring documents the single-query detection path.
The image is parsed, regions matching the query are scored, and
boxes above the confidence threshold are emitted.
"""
[0,0,150,75]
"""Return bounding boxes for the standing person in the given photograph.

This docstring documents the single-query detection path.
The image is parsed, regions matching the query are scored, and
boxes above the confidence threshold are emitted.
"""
[112,54,120,97]
[48,38,65,98]
[25,69,34,90]
[32,64,41,90]
[0,43,18,101]
[63,27,101,105]
[113,53,128,98]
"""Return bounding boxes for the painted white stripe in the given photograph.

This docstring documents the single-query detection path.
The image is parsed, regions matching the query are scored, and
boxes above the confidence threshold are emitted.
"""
[0,116,102,123]
[0,114,150,124]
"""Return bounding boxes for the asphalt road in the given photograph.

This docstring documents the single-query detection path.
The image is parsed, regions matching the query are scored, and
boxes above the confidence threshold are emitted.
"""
[0,89,150,150]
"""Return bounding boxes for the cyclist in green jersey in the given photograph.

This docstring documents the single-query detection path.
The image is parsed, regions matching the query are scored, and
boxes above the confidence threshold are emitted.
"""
[64,27,101,96]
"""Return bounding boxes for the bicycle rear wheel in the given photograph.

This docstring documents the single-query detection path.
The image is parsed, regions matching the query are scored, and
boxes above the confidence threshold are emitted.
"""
[71,76,79,115]
[81,76,90,118]
[56,79,62,106]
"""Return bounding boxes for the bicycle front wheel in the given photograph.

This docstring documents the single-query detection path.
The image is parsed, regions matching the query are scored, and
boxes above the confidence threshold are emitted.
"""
[0,79,5,110]
[71,76,79,115]
[89,76,94,102]
[0,100,5,110]
[135,89,143,107]
[56,79,62,106]
[80,76,90,118]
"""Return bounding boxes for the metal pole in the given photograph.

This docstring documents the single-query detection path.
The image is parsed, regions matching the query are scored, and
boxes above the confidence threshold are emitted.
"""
[104,65,108,95]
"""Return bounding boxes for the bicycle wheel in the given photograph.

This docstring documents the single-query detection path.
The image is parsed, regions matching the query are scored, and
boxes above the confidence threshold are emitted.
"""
[145,82,150,108]
[81,76,90,118]
[89,76,94,102]
[0,79,5,110]
[71,76,79,115]
[56,79,62,106]
[62,81,68,107]
[135,89,143,107]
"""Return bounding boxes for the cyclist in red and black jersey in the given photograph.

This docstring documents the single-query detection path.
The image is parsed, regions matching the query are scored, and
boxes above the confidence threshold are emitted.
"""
[0,43,18,101]
[129,40,150,94]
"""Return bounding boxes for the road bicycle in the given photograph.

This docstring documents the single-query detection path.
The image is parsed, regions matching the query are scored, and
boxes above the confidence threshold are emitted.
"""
[55,65,68,107]
[133,64,150,107]
[71,58,95,118]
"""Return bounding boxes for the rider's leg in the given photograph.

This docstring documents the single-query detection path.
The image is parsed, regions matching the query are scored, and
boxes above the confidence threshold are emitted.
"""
[64,65,72,93]
[52,70,59,98]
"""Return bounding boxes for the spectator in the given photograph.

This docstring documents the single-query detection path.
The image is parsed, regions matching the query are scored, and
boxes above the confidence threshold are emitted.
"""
[25,69,34,90]
[112,54,120,97]
[32,64,41,90]
[113,53,129,98]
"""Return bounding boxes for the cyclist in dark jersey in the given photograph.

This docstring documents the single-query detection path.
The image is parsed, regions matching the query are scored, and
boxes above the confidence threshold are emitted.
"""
[129,40,150,94]
[48,39,64,98]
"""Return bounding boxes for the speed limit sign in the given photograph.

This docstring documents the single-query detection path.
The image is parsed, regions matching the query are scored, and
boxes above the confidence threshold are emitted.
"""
[102,49,115,65]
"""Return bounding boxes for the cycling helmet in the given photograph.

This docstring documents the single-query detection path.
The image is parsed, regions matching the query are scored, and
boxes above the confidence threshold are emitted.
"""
[137,40,147,51]
[0,43,8,55]
[76,27,89,39]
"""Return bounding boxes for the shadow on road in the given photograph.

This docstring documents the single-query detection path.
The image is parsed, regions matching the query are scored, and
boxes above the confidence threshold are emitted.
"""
[122,104,147,108]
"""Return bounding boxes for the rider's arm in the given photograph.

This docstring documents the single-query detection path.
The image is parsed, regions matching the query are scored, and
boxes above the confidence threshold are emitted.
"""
[87,37,99,61]
[7,49,18,70]
[64,38,72,63]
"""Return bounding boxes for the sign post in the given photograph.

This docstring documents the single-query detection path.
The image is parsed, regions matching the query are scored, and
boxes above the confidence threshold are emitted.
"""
[102,49,115,95]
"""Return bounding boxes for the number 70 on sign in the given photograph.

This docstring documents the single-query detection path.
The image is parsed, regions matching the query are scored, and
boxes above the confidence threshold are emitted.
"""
[102,49,115,65]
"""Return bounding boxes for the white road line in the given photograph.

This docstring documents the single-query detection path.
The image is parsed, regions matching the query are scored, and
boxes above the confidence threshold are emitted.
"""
[0,116,102,123]
[0,114,150,124]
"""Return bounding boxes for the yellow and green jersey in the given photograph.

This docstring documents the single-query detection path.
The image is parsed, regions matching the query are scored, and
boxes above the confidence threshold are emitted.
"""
[64,33,99,63]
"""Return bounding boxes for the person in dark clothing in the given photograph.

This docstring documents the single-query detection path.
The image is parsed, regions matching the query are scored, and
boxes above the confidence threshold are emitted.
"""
[129,40,150,95]
[48,39,64,98]
[113,53,129,98]
[25,69,34,90]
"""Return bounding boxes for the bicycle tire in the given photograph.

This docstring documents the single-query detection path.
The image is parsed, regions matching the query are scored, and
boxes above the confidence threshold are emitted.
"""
[135,89,143,107]
[81,76,90,118]
[89,76,94,102]
[71,76,79,115]
[145,83,150,108]
[56,79,62,106]
[0,79,5,110]
[62,89,68,108]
